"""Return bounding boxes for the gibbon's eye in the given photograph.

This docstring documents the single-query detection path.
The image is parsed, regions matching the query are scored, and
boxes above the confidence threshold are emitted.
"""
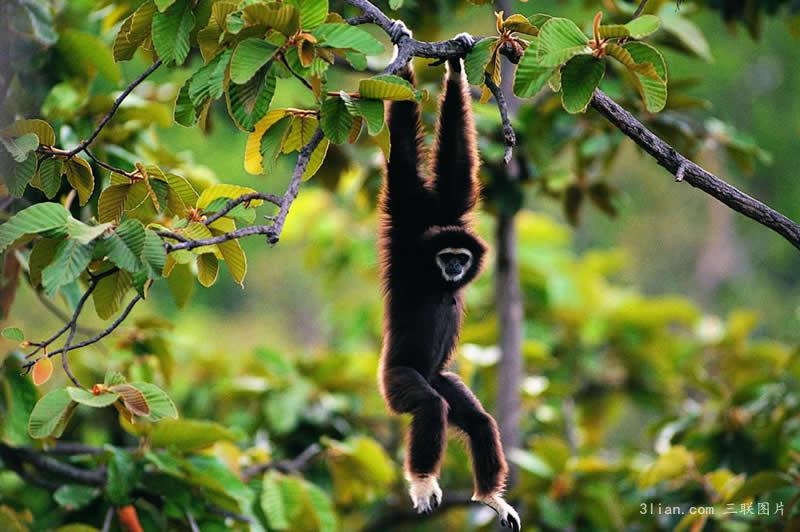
[436,248,473,281]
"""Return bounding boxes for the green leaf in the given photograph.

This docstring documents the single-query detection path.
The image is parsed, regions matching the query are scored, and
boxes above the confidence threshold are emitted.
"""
[28,388,77,439]
[465,37,497,86]
[389,0,404,8]
[242,2,300,35]
[152,0,195,66]
[1,133,39,162]
[625,14,660,38]
[0,203,70,252]
[230,38,279,84]
[286,0,328,30]
[2,362,37,445]
[227,64,277,131]
[730,471,794,502]
[131,382,178,421]
[358,75,416,101]
[305,481,337,532]
[154,0,177,11]
[624,41,667,112]
[64,157,94,205]
[67,219,112,245]
[142,229,167,275]
[188,49,232,107]
[114,1,157,62]
[260,116,293,175]
[106,447,137,505]
[41,239,93,297]
[1,119,56,146]
[7,153,37,197]
[537,17,590,67]
[513,39,554,98]
[174,79,198,127]
[149,418,238,451]
[2,327,24,341]
[104,219,146,272]
[313,23,384,55]
[561,55,605,114]
[53,484,100,511]
[20,0,58,45]
[320,97,353,145]
[93,269,133,320]
[659,9,711,62]
[341,93,383,136]
[67,386,121,407]
[597,24,629,40]
[58,29,121,83]
[32,156,62,199]
[166,262,194,307]
[261,471,290,530]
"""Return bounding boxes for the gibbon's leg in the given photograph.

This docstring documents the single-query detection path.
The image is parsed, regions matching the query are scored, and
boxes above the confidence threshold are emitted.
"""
[431,372,521,531]
[382,366,448,513]
[431,56,479,225]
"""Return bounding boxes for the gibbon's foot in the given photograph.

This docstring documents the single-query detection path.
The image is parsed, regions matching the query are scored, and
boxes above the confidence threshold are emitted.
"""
[389,19,412,43]
[408,475,442,514]
[453,32,476,50]
[472,493,521,531]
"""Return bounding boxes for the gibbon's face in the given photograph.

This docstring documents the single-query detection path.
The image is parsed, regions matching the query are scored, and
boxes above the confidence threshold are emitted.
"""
[436,247,474,283]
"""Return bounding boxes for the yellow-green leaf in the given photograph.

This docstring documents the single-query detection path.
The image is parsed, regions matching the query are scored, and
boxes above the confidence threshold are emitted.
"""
[1,119,56,146]
[196,184,262,209]
[245,109,289,174]
[93,270,133,320]
[196,253,219,287]
[302,137,329,180]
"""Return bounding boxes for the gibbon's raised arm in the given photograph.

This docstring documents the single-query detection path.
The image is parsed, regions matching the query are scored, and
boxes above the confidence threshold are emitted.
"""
[431,58,479,227]
[383,65,432,234]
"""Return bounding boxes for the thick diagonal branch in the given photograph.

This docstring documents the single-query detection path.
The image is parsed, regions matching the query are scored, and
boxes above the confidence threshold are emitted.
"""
[590,90,800,249]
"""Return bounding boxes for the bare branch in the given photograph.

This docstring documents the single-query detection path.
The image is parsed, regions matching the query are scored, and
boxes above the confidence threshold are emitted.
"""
[202,191,282,227]
[241,442,322,481]
[632,0,650,19]
[23,294,143,371]
[590,90,800,250]
[0,442,106,486]
[66,60,163,158]
[484,74,516,164]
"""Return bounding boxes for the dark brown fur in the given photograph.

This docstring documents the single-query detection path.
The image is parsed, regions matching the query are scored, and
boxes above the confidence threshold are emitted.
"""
[378,59,508,498]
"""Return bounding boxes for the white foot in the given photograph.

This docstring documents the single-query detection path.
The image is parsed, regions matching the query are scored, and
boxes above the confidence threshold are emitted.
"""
[407,474,442,514]
[472,493,521,531]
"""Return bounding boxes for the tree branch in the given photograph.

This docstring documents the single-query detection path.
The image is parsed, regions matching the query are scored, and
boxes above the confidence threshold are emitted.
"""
[202,191,282,227]
[0,442,106,486]
[590,90,800,250]
[66,60,163,158]
[240,442,322,481]
[484,74,516,164]
[23,294,142,371]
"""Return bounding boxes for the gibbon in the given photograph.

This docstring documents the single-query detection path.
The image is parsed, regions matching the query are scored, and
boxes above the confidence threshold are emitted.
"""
[377,54,520,531]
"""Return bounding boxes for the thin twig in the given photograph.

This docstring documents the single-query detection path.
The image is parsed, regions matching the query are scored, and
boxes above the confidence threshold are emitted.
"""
[241,443,322,481]
[186,511,201,532]
[590,90,800,250]
[23,294,143,370]
[84,148,134,177]
[34,290,100,336]
[484,74,516,164]
[632,0,649,19]
[66,60,163,158]
[278,53,315,91]
[0,442,107,486]
[101,507,114,532]
[202,191,282,227]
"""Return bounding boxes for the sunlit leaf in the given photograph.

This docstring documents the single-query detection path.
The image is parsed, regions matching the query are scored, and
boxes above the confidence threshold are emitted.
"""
[113,1,157,61]
[67,386,121,407]
[242,2,299,35]
[537,17,590,67]
[624,41,667,112]
[286,0,328,30]
[245,109,289,174]
[302,137,329,180]
[513,38,554,98]
[230,38,279,84]
[1,119,56,146]
[0,203,70,252]
[358,75,416,101]
[313,23,384,55]
[625,14,660,38]
[196,253,219,287]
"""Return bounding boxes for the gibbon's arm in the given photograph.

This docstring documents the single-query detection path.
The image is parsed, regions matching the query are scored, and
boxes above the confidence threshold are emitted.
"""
[384,64,431,232]
[431,58,479,226]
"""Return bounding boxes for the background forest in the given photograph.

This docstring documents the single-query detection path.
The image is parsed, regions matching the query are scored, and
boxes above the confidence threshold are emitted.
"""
[1,0,799,531]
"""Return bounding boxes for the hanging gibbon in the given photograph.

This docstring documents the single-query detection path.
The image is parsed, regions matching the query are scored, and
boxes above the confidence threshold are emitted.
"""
[377,52,521,531]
